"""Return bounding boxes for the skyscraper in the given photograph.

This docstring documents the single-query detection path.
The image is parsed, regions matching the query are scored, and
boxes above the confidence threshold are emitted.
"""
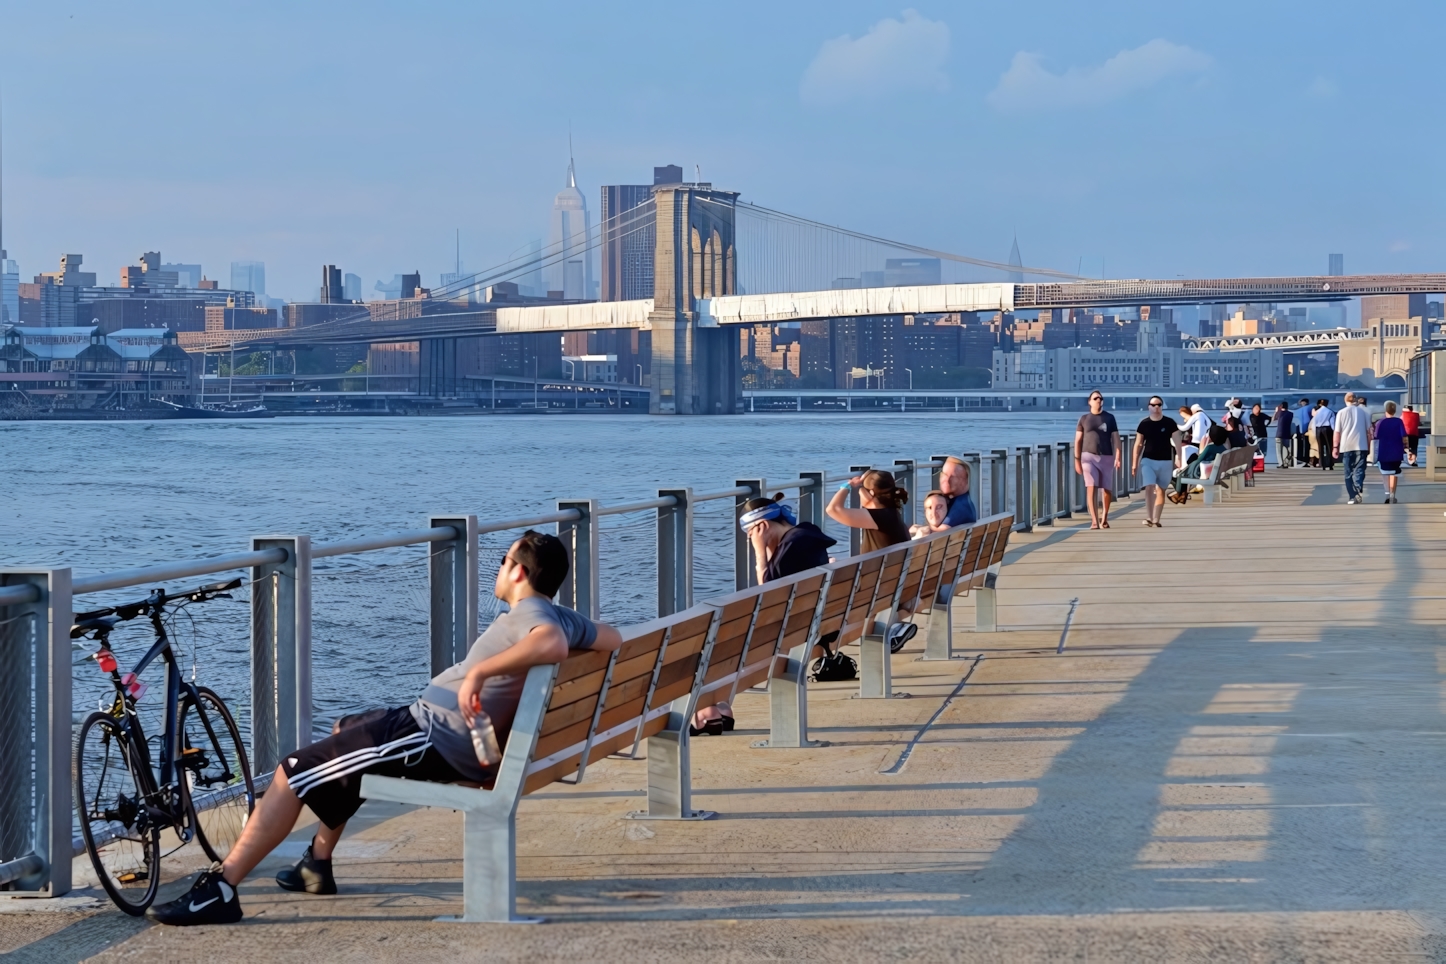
[344,273,362,302]
[320,265,344,303]
[1329,253,1344,276]
[547,154,592,300]
[231,261,266,300]
[1,254,17,324]
[1006,236,1024,283]
[600,183,655,301]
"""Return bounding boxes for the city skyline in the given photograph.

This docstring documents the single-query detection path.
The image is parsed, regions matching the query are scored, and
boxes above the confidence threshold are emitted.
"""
[2,2,1443,302]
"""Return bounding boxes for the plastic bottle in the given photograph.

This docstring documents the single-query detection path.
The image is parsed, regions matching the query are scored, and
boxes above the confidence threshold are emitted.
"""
[469,710,501,767]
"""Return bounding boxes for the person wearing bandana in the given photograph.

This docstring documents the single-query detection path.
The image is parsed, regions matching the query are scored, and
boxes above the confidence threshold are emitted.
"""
[740,493,838,586]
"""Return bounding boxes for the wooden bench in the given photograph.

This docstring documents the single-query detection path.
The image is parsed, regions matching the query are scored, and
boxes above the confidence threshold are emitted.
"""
[1200,446,1254,504]
[358,515,1015,921]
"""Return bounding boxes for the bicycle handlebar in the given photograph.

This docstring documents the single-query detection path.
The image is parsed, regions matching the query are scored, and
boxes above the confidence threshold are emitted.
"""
[71,577,244,636]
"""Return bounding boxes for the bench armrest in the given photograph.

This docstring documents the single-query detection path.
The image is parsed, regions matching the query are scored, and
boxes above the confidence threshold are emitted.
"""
[361,773,493,813]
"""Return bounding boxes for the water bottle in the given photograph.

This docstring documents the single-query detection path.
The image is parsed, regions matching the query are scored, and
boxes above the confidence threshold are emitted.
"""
[469,710,501,768]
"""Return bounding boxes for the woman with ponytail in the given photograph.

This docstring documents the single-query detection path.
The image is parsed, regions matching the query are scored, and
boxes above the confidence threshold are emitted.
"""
[826,469,917,652]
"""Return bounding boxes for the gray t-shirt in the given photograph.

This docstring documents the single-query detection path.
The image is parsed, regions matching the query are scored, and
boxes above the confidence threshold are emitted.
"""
[1077,411,1119,456]
[409,596,597,780]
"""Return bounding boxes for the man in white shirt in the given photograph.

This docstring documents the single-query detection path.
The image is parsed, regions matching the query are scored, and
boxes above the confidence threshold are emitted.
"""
[1182,404,1211,462]
[1310,398,1337,471]
[1334,392,1371,503]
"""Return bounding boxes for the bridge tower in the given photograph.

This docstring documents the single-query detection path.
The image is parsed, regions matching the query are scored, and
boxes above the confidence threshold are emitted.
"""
[648,184,741,415]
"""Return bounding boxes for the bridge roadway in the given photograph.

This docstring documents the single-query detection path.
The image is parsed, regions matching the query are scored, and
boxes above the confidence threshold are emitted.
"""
[6,468,1445,961]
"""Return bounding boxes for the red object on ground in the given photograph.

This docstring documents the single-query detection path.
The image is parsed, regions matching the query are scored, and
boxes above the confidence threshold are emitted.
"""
[1253,455,1266,473]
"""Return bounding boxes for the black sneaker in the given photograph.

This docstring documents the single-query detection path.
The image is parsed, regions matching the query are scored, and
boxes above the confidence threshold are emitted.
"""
[275,842,337,895]
[146,863,242,925]
[887,621,918,654]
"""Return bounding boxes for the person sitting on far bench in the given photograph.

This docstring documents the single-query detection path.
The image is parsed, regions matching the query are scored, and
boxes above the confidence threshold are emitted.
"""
[826,469,917,652]
[146,530,623,926]
[1168,424,1228,503]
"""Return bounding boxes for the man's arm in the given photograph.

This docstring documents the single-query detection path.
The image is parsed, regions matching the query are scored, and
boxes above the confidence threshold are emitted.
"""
[1112,431,1123,468]
[455,622,568,726]
[1073,428,1084,464]
[1131,431,1143,472]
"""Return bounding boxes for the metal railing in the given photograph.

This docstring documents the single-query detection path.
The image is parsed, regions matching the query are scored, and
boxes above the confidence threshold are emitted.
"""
[0,433,1139,898]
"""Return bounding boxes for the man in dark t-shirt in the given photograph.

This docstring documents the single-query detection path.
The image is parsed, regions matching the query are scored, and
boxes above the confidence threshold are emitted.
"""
[1130,395,1178,528]
[1074,391,1121,529]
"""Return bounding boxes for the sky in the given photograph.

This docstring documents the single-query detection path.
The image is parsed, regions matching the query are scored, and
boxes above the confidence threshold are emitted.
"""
[2,1,1442,302]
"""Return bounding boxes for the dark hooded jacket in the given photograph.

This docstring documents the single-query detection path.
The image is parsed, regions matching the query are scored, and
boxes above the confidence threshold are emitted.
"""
[763,522,837,582]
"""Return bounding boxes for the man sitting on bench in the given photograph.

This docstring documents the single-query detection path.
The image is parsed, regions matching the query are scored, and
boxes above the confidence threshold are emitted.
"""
[148,530,623,926]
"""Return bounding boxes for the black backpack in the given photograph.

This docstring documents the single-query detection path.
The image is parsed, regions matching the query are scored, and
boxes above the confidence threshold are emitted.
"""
[811,648,857,682]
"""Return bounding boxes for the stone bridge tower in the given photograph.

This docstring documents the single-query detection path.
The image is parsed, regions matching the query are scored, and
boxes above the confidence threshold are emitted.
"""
[648,185,741,415]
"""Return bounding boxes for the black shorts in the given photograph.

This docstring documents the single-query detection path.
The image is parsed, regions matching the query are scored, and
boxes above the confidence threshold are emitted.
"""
[279,706,464,828]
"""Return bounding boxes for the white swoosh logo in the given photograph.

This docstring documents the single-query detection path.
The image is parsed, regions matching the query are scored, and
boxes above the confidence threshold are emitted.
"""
[189,896,219,912]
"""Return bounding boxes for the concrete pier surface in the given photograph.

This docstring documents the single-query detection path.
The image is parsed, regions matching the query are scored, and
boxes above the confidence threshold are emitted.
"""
[6,465,1446,962]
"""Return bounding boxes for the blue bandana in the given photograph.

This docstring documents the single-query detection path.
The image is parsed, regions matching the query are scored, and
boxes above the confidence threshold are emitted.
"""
[739,501,796,531]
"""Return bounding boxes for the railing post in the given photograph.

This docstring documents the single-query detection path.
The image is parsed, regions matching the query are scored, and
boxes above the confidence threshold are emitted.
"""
[1056,441,1072,518]
[893,459,916,525]
[1014,447,1033,532]
[0,569,71,897]
[990,449,1008,518]
[1035,445,1053,526]
[848,465,870,556]
[1072,443,1087,511]
[797,472,826,528]
[557,500,599,619]
[428,515,478,675]
[657,487,693,617]
[251,536,313,772]
[928,455,946,493]
[734,479,765,591]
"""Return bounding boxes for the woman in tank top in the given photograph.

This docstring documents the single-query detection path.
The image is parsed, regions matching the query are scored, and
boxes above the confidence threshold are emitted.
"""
[826,468,911,552]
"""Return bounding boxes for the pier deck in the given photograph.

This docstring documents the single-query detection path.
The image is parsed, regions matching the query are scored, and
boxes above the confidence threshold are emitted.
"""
[6,467,1446,962]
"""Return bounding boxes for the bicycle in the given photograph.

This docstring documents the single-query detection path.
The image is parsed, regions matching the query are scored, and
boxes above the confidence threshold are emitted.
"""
[72,578,256,916]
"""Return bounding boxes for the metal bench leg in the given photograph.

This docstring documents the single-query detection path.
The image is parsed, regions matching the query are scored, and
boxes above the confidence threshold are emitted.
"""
[628,706,715,820]
[974,569,998,632]
[921,585,955,660]
[755,646,819,748]
[451,807,541,924]
[1203,484,1221,504]
[858,608,896,699]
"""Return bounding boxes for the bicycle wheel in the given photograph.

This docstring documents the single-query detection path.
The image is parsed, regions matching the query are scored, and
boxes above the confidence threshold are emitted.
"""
[76,711,161,915]
[179,687,255,864]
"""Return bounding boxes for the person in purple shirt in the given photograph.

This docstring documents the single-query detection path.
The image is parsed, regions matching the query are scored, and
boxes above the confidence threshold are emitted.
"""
[1373,400,1408,504]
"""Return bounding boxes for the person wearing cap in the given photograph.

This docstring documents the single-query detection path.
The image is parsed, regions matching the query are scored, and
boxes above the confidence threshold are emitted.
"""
[741,493,837,586]
[938,456,978,527]
[1182,403,1211,465]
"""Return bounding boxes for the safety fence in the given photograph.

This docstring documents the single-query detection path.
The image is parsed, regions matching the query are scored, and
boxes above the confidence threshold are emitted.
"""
[0,432,1142,897]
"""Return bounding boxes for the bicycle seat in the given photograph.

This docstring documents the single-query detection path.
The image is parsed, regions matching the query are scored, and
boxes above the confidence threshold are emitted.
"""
[71,615,122,638]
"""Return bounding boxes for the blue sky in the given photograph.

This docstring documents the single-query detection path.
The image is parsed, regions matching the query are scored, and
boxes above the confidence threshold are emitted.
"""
[3,1,1441,301]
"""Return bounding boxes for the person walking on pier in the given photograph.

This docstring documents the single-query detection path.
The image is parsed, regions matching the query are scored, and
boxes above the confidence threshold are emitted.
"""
[1402,404,1422,467]
[1312,399,1337,470]
[1272,401,1295,468]
[1334,392,1371,503]
[1075,390,1121,529]
[1132,396,1178,527]
[1372,400,1407,504]
[145,531,624,926]
[827,469,916,650]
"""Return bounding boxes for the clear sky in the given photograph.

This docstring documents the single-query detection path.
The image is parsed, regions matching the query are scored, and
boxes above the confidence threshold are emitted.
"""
[3,1,1440,302]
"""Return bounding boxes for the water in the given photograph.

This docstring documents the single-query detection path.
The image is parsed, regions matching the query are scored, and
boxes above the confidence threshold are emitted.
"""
[3,412,1083,739]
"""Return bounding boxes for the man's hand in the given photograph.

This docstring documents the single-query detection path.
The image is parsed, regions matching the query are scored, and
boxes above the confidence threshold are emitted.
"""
[1115,452,1123,469]
[456,668,484,728]
[1333,447,1341,459]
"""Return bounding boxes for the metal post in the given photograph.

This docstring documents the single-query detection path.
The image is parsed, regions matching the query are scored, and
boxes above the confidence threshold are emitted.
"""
[1056,441,1072,518]
[928,455,947,493]
[0,569,71,897]
[657,488,693,617]
[848,465,870,556]
[428,515,478,675]
[557,500,599,619]
[1035,445,1053,526]
[1073,442,1087,511]
[797,472,826,528]
[990,449,1008,519]
[1014,447,1033,532]
[893,459,916,525]
[734,479,765,591]
[251,536,312,773]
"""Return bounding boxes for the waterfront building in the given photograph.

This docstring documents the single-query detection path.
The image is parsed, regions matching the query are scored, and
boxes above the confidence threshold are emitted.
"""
[204,306,280,331]
[562,354,619,383]
[547,156,592,300]
[992,345,1288,392]
[320,265,345,303]
[1329,253,1344,276]
[0,325,196,407]
[163,262,202,288]
[563,329,649,385]
[344,273,362,302]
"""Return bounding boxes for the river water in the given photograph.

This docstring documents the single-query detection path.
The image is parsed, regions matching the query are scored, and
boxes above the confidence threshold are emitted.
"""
[3,411,1086,738]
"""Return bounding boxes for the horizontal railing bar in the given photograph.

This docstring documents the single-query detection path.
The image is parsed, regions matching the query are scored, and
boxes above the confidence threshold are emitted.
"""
[476,510,581,535]
[0,584,40,606]
[693,485,752,503]
[595,497,677,516]
[72,548,289,596]
[312,526,458,559]
[0,853,45,887]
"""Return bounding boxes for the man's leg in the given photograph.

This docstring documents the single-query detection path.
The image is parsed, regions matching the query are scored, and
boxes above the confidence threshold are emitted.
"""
[1100,489,1113,525]
[220,766,313,886]
[1352,451,1367,500]
[1142,483,1157,523]
[1085,485,1100,526]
